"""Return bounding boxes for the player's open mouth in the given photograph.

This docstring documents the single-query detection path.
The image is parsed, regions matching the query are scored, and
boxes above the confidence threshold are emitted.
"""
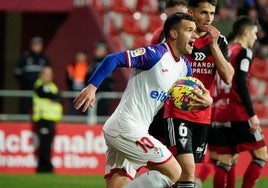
[188,41,194,47]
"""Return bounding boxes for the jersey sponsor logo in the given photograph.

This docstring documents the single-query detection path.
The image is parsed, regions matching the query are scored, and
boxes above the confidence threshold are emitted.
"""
[194,52,206,61]
[130,47,146,57]
[150,90,168,103]
[191,61,214,74]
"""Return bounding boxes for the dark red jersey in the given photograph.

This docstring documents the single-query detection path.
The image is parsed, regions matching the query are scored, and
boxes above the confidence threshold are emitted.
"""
[150,26,165,45]
[164,34,229,124]
[213,43,255,121]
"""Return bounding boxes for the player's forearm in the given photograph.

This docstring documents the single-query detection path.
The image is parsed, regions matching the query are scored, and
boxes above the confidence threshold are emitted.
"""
[236,70,255,117]
[88,53,126,88]
[211,45,234,84]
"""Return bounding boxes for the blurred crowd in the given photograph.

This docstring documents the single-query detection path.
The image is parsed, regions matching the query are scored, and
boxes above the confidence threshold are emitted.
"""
[13,0,268,117]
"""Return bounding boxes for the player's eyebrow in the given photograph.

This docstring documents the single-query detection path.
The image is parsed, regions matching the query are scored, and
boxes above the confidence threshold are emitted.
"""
[201,10,215,15]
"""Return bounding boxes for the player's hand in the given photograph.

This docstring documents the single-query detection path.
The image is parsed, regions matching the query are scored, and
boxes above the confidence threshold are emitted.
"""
[248,115,260,134]
[189,85,213,109]
[73,84,97,112]
[204,25,221,46]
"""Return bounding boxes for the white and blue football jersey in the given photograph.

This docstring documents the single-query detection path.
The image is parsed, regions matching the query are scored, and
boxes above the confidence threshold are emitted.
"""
[89,43,192,137]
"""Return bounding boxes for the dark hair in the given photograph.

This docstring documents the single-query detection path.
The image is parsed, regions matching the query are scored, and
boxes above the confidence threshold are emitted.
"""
[31,36,43,44]
[166,0,188,8]
[95,41,107,48]
[227,15,258,42]
[77,49,88,55]
[163,12,195,39]
[188,0,217,8]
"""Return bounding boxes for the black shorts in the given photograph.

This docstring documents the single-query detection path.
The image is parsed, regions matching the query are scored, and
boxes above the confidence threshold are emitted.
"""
[208,121,266,154]
[164,118,210,163]
[149,108,166,144]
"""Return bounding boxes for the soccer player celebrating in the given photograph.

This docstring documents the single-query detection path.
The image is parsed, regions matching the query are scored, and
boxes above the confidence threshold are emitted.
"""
[74,13,212,188]
[209,15,267,188]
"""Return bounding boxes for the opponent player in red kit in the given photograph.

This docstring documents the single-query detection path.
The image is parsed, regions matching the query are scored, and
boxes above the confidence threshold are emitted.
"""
[149,0,188,144]
[209,15,267,188]
[160,1,234,187]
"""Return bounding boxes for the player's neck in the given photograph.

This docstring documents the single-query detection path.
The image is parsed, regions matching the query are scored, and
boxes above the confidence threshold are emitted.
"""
[167,41,183,58]
[234,37,248,49]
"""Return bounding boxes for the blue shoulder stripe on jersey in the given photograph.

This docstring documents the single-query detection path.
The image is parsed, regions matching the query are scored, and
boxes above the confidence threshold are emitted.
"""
[88,52,127,87]
[181,55,192,76]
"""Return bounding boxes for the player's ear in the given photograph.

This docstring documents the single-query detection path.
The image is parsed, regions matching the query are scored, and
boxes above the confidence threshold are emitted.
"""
[243,28,250,37]
[169,29,177,39]
[187,9,193,16]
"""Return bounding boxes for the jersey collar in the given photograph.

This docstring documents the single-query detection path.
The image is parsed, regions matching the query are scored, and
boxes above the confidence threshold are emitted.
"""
[165,42,181,62]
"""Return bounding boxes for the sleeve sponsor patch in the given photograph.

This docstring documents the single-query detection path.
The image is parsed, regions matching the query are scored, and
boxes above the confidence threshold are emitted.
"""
[130,47,146,57]
[240,58,249,72]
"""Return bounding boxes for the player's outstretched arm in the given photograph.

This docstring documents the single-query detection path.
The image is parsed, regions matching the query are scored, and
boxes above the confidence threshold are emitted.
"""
[73,52,128,112]
[74,84,97,112]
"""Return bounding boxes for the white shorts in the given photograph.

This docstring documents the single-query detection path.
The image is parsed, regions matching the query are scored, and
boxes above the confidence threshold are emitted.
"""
[103,131,173,179]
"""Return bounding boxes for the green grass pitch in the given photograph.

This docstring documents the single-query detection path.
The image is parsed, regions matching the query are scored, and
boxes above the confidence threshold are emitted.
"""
[0,174,105,188]
[0,174,267,188]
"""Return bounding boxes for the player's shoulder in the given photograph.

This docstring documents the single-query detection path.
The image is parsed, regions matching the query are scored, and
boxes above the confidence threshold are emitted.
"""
[229,43,253,59]
[181,55,190,63]
[233,43,252,54]
[218,34,228,46]
[126,43,169,69]
[239,46,253,59]
[131,43,167,56]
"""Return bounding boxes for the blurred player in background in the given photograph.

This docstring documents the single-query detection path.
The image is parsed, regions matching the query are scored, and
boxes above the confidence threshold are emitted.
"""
[209,15,267,188]
[151,0,188,45]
